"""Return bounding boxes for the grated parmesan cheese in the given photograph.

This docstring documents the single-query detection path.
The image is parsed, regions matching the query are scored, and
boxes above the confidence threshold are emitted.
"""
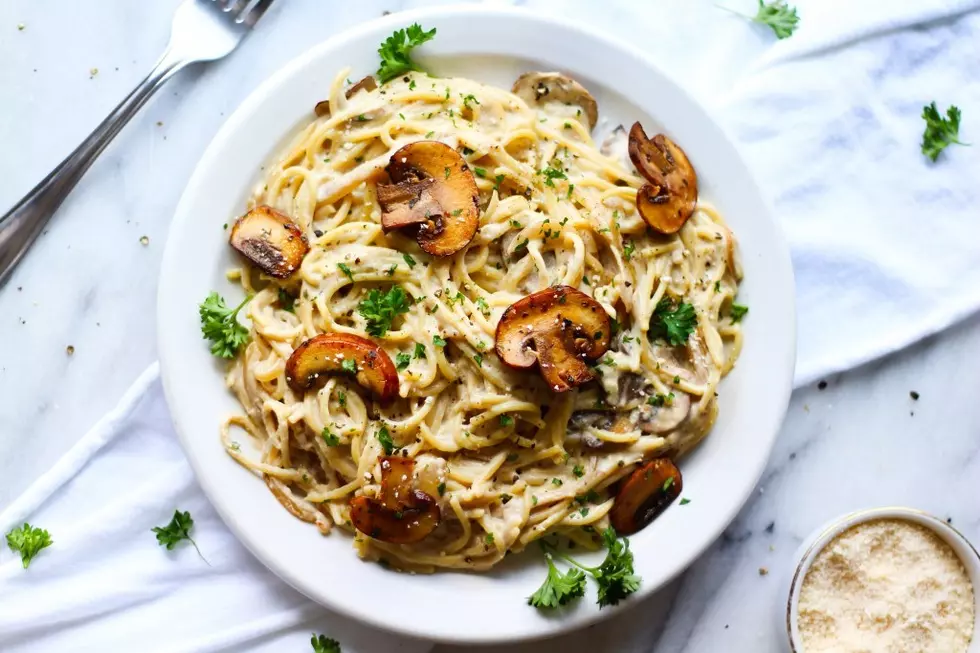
[798,518,975,653]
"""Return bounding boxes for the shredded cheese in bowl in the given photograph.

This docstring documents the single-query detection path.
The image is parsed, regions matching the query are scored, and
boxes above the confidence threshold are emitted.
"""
[793,517,976,653]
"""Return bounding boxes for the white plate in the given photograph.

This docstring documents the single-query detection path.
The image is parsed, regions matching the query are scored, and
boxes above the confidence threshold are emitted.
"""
[158,6,796,644]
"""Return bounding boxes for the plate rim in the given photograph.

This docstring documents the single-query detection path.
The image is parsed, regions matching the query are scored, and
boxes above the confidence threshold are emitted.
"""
[158,4,797,644]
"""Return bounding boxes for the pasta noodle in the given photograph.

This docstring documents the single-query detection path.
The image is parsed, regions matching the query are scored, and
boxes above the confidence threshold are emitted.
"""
[222,68,744,571]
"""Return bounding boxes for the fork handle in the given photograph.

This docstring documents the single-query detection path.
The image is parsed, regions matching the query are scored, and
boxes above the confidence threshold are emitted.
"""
[0,49,189,287]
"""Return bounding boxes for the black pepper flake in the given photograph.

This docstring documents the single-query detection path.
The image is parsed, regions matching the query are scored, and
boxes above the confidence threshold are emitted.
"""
[817,380,827,390]
[765,521,775,534]
[910,391,920,400]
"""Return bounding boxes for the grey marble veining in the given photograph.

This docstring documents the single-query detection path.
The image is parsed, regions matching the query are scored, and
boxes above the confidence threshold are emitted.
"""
[2,1,979,652]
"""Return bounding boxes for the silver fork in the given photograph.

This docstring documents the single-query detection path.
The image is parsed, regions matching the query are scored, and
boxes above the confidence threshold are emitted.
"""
[0,0,276,287]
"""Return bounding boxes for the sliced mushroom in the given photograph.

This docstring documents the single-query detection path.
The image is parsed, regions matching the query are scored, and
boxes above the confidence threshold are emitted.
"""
[628,122,698,234]
[345,75,378,99]
[229,206,309,278]
[350,456,441,544]
[512,72,598,131]
[609,458,682,535]
[639,391,691,434]
[376,141,479,257]
[311,76,380,117]
[285,333,398,402]
[494,286,611,392]
[314,100,332,118]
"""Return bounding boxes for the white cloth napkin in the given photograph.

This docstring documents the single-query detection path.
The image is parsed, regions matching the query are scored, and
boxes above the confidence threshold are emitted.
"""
[0,365,430,653]
[4,2,980,652]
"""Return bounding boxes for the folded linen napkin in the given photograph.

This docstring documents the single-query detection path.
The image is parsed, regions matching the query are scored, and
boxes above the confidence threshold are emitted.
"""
[0,365,430,653]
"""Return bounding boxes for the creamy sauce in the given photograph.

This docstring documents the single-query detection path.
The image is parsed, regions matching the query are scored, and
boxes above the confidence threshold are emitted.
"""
[798,518,975,653]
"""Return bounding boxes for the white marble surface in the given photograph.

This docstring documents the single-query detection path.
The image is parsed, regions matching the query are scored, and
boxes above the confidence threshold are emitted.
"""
[2,1,979,651]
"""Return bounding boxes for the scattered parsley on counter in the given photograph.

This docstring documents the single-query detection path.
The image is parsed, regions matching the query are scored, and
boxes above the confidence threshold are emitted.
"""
[528,552,587,608]
[722,0,799,39]
[680,498,692,505]
[199,292,251,359]
[152,510,207,563]
[311,633,342,653]
[5,523,52,569]
[649,298,697,346]
[376,24,437,83]
[377,426,395,455]
[921,102,967,162]
[357,286,410,337]
[730,303,749,322]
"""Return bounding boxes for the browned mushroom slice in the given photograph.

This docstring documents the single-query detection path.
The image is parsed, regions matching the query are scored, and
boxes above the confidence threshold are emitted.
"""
[311,76,378,117]
[350,456,441,544]
[609,458,682,535]
[494,286,611,392]
[229,206,309,278]
[512,72,598,131]
[285,333,398,402]
[376,141,479,256]
[346,75,378,99]
[628,122,698,234]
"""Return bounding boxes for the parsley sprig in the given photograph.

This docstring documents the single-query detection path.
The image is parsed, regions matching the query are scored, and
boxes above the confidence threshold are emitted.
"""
[357,286,410,337]
[376,24,436,83]
[311,634,342,653]
[530,528,641,609]
[921,102,968,162]
[527,552,587,608]
[199,292,252,358]
[5,523,52,569]
[649,298,698,346]
[722,0,799,39]
[152,510,208,564]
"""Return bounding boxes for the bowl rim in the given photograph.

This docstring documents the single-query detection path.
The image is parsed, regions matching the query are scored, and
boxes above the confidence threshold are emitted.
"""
[158,3,798,643]
[785,506,980,652]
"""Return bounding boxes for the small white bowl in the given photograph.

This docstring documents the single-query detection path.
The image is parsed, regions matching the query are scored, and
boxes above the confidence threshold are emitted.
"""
[781,507,980,653]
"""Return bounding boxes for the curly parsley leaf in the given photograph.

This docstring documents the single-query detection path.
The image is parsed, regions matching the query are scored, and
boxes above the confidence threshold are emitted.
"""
[199,292,251,359]
[592,527,641,607]
[5,523,52,569]
[650,298,698,346]
[152,510,208,564]
[376,24,436,83]
[357,286,410,337]
[921,102,967,161]
[311,633,342,653]
[528,553,587,609]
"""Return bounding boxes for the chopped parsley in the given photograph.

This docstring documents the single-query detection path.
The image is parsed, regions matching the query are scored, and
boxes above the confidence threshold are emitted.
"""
[357,286,410,337]
[649,298,697,346]
[499,414,514,427]
[377,425,395,455]
[341,358,357,374]
[395,352,412,370]
[730,303,749,322]
[572,464,585,478]
[403,252,417,268]
[432,335,446,347]
[322,428,340,446]
[337,262,354,282]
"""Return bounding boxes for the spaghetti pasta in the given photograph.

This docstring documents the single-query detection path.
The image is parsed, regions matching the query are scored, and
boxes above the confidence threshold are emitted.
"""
[221,68,744,571]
